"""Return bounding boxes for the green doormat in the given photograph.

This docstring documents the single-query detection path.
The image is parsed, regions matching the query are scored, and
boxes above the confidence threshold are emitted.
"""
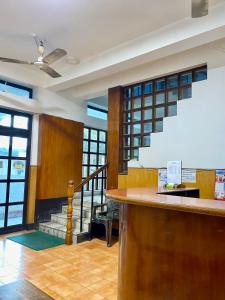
[7,231,65,251]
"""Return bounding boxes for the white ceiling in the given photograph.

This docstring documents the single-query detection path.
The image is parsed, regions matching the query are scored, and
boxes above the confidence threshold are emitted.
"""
[0,0,225,96]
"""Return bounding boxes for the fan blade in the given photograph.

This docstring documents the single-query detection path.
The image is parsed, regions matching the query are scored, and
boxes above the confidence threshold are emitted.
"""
[192,0,208,18]
[40,65,62,78]
[0,57,30,64]
[43,48,67,64]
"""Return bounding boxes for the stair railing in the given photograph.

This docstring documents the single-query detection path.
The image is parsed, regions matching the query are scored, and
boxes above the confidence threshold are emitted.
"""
[65,163,108,245]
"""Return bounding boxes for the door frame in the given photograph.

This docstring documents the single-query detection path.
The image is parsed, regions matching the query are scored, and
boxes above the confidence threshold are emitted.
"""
[0,107,32,234]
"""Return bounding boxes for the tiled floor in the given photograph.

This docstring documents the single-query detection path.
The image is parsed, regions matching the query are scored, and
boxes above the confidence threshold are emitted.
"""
[0,231,118,300]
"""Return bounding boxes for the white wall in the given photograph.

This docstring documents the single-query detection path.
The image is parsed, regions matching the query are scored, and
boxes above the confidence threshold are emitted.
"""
[0,87,107,165]
[129,65,225,169]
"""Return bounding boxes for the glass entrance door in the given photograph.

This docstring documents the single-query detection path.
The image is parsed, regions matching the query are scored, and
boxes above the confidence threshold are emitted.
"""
[0,108,32,234]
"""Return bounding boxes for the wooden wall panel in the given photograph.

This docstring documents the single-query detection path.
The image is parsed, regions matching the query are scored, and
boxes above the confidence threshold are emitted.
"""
[119,168,215,199]
[37,114,83,200]
[107,86,123,190]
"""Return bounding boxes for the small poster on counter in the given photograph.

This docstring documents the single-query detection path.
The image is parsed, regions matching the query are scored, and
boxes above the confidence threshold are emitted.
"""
[158,169,167,188]
[167,161,182,184]
[215,170,225,200]
[182,169,196,183]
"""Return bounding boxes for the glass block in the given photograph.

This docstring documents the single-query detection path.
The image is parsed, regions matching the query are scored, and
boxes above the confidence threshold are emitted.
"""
[181,72,192,86]
[0,182,7,204]
[83,153,88,164]
[167,75,178,88]
[168,105,177,117]
[124,149,130,160]
[133,98,141,109]
[11,160,26,180]
[124,112,131,123]
[0,113,11,127]
[124,125,131,135]
[144,122,152,133]
[9,182,25,203]
[168,89,178,102]
[90,142,97,153]
[124,100,131,111]
[124,87,132,98]
[13,116,28,130]
[155,107,165,118]
[82,166,88,177]
[156,93,165,105]
[144,96,153,107]
[133,136,141,147]
[90,129,98,140]
[0,136,10,156]
[99,155,105,165]
[144,82,153,94]
[83,140,89,152]
[99,131,106,142]
[133,85,142,97]
[12,137,27,157]
[0,207,5,228]
[133,123,141,134]
[132,148,139,159]
[124,136,130,147]
[99,143,106,154]
[143,135,151,147]
[144,109,152,120]
[84,128,89,139]
[0,159,8,180]
[195,69,207,81]
[156,79,165,91]
[7,204,23,226]
[155,120,163,132]
[133,110,141,122]
[181,86,192,99]
[90,154,97,165]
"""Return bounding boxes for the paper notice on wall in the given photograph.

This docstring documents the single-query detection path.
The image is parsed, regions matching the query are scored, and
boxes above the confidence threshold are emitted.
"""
[182,169,196,183]
[158,169,167,188]
[215,170,225,200]
[167,161,182,184]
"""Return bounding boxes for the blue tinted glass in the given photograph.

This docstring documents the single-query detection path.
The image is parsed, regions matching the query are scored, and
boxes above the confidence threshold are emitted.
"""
[124,87,132,98]
[156,79,165,91]
[0,136,10,156]
[7,204,23,226]
[181,73,192,86]
[168,105,177,117]
[87,108,107,120]
[167,76,178,88]
[144,82,153,94]
[133,85,142,97]
[0,83,30,98]
[181,86,192,99]
[0,183,7,204]
[195,69,207,81]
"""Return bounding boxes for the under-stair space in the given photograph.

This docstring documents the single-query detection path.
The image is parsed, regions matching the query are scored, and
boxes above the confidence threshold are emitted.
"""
[39,191,106,244]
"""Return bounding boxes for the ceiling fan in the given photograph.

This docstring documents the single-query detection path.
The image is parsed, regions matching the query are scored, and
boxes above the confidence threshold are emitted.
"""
[0,35,67,78]
[192,0,208,18]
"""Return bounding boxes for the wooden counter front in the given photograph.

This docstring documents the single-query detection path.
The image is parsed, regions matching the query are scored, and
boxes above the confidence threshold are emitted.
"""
[106,188,225,300]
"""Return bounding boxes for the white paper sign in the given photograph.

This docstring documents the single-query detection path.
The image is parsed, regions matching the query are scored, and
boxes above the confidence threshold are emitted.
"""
[167,161,182,184]
[158,169,167,188]
[182,169,196,183]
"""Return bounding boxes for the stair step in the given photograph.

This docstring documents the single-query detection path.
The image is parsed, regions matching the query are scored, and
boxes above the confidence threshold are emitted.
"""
[39,221,87,243]
[51,213,90,226]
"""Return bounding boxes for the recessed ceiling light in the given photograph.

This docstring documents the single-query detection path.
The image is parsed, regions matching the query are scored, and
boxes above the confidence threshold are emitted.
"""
[66,56,80,65]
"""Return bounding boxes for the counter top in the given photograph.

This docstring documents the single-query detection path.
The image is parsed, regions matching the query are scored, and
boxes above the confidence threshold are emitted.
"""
[106,187,225,217]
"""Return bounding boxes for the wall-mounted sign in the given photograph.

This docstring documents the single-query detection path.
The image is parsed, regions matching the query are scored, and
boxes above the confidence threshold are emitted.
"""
[215,170,225,200]
[167,161,182,184]
[182,169,196,183]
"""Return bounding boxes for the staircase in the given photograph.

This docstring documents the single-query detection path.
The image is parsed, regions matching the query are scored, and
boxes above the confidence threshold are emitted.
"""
[39,191,105,244]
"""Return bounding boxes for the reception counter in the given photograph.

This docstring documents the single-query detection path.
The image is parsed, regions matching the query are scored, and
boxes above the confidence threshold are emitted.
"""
[106,188,225,300]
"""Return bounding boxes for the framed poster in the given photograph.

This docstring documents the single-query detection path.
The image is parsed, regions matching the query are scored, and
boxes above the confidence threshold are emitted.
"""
[215,170,225,200]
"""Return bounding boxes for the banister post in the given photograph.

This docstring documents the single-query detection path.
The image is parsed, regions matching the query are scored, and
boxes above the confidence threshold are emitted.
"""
[65,180,75,245]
